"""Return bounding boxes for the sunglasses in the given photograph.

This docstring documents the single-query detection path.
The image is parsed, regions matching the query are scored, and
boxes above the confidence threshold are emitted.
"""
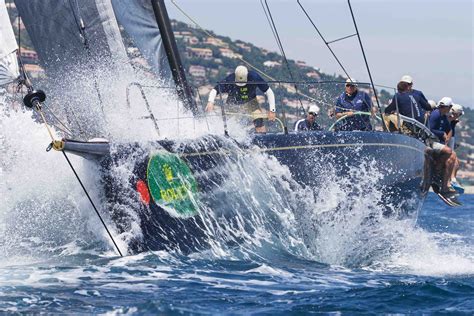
[308,112,317,116]
[345,84,356,87]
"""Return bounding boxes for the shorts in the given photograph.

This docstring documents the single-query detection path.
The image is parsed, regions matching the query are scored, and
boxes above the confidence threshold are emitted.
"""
[228,99,264,127]
[431,141,445,154]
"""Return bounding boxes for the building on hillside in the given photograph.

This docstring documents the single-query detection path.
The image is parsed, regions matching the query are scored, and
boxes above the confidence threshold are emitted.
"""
[23,64,44,78]
[20,49,38,64]
[189,65,206,78]
[186,47,213,60]
[187,36,199,45]
[296,60,308,68]
[263,60,281,68]
[204,37,229,48]
[236,43,251,52]
[306,71,321,80]
[14,17,25,30]
[174,31,199,45]
[219,48,242,59]
[281,83,296,93]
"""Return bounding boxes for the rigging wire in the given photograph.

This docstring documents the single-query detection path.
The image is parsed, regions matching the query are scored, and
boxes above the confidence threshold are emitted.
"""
[346,0,384,127]
[261,0,306,115]
[297,0,387,130]
[33,100,124,257]
[170,0,328,108]
[15,13,74,138]
[67,0,106,122]
[296,0,352,80]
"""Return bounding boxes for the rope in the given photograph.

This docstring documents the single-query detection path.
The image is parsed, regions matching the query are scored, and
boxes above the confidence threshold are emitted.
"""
[33,103,123,257]
[61,150,124,257]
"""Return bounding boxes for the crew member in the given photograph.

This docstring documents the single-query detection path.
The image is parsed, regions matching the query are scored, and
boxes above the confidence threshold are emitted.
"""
[206,65,276,133]
[429,97,458,196]
[334,78,373,131]
[385,76,431,124]
[402,75,431,122]
[295,105,322,131]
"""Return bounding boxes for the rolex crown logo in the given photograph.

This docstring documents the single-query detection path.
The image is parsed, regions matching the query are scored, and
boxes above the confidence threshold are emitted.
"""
[163,164,174,182]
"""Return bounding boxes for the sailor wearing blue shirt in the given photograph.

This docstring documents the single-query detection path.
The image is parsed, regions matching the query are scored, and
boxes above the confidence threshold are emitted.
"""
[428,97,458,195]
[429,98,452,144]
[294,105,322,131]
[385,75,432,124]
[206,65,276,133]
[404,75,432,122]
[334,78,373,131]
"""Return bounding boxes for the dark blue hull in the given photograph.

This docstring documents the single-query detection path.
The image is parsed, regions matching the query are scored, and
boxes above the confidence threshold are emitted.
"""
[65,131,430,254]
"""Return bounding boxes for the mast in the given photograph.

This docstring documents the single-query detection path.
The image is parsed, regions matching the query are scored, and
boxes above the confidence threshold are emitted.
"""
[151,0,197,115]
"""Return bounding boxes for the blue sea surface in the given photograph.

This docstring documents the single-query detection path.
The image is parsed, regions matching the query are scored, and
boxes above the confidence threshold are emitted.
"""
[0,193,472,314]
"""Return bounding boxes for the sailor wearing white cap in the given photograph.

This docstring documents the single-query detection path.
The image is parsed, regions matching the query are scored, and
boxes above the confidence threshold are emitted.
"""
[206,65,276,133]
[403,75,431,120]
[428,97,458,196]
[294,104,322,131]
[334,78,373,131]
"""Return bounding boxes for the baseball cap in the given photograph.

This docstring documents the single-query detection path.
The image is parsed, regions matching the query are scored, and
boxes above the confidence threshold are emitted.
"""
[438,97,453,107]
[450,103,464,116]
[308,104,320,115]
[235,65,248,87]
[400,75,413,84]
[345,78,357,86]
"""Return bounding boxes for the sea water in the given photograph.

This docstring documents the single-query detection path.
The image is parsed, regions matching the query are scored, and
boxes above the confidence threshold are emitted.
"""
[0,194,472,314]
[1,85,473,314]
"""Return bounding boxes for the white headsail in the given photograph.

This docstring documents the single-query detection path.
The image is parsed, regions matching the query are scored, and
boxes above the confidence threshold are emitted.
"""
[0,0,19,86]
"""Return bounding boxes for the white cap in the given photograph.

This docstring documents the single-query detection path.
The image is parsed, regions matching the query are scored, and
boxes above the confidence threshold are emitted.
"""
[235,65,248,87]
[345,78,357,86]
[438,97,453,107]
[450,103,464,116]
[428,100,437,109]
[400,75,413,84]
[308,104,320,115]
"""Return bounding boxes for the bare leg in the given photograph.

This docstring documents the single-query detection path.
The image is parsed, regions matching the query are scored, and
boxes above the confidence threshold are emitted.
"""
[441,148,455,192]
[451,155,460,180]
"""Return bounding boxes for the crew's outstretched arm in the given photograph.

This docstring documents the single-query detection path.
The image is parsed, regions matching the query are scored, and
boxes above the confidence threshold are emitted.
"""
[206,88,218,112]
[265,88,276,113]
[265,88,276,121]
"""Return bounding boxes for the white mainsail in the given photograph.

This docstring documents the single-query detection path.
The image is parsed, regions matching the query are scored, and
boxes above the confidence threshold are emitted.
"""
[0,0,19,86]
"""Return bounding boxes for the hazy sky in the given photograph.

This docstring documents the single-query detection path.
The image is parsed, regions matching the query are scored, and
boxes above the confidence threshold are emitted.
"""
[167,0,473,107]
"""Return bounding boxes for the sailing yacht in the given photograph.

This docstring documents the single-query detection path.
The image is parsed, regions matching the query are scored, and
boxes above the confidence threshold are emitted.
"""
[3,0,435,254]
